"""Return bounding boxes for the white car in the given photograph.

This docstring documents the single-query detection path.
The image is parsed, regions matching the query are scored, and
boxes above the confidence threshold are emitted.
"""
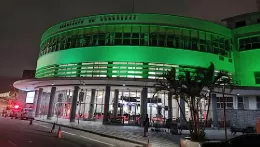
[16,108,35,120]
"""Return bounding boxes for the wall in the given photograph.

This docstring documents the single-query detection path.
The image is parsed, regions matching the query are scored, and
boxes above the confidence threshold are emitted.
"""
[217,109,260,127]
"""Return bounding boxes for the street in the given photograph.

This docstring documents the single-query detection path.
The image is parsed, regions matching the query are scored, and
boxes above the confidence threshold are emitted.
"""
[0,117,142,147]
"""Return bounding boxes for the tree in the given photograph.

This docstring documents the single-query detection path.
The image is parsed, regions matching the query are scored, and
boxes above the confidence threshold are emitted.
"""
[214,71,234,140]
[154,62,226,141]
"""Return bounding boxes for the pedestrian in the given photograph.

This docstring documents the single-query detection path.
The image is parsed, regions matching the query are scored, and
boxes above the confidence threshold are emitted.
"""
[143,114,149,137]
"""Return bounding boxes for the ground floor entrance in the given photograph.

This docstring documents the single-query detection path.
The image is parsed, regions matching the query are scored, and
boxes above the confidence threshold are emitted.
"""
[34,85,195,126]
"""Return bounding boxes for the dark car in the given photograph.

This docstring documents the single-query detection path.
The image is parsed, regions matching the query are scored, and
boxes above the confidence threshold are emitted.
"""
[201,134,260,147]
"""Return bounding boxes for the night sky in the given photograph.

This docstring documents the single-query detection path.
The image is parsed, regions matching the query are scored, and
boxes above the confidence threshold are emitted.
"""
[0,0,257,92]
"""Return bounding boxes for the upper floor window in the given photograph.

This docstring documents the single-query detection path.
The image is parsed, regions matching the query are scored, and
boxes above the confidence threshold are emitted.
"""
[239,36,260,51]
[235,21,246,28]
[39,25,232,58]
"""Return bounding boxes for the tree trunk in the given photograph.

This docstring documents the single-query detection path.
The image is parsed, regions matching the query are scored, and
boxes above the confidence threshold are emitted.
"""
[204,92,211,129]
[176,96,192,134]
[222,85,227,140]
[191,97,198,139]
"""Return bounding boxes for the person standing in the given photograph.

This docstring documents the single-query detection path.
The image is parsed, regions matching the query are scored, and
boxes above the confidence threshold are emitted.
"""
[143,114,149,137]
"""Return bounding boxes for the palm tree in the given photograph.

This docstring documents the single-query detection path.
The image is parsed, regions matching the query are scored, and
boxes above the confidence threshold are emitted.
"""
[179,63,215,141]
[214,71,234,140]
[153,67,190,132]
[154,62,227,141]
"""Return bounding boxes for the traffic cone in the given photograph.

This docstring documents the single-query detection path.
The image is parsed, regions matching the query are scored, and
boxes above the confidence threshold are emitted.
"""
[57,126,62,139]
[29,119,33,125]
[50,122,56,133]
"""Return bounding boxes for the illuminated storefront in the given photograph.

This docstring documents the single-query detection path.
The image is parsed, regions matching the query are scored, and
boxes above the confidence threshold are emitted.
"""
[13,12,260,127]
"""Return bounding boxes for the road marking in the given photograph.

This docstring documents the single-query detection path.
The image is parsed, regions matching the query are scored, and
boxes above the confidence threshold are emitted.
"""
[8,141,17,146]
[80,135,115,147]
[34,123,50,129]
[62,131,76,136]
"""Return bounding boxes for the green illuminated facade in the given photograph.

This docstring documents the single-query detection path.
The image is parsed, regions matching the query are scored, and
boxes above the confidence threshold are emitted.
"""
[12,12,260,128]
[37,14,234,82]
[36,13,260,87]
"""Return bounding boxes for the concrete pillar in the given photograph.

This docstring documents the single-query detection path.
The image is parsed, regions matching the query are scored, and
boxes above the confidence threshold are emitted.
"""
[180,95,186,125]
[88,89,96,120]
[103,86,111,124]
[113,89,119,117]
[35,88,43,117]
[33,90,39,113]
[168,92,173,120]
[70,86,79,122]
[140,87,148,127]
[211,93,218,128]
[47,87,56,120]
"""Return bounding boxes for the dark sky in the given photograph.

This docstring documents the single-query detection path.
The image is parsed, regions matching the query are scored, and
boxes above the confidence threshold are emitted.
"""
[0,0,257,92]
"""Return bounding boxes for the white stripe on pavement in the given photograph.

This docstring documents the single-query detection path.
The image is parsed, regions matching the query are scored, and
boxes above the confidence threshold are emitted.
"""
[8,141,17,146]
[80,135,115,147]
[62,131,76,136]
[34,123,50,129]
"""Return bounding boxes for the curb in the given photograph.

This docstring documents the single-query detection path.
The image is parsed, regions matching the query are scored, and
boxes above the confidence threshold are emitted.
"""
[35,119,148,147]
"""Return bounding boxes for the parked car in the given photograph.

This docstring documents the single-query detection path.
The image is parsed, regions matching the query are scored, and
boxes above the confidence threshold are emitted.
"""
[201,134,260,147]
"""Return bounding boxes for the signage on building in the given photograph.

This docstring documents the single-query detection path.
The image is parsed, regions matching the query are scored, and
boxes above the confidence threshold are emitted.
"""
[0,92,10,98]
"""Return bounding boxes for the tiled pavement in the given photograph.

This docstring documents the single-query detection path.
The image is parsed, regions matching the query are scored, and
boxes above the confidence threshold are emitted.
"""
[35,116,239,147]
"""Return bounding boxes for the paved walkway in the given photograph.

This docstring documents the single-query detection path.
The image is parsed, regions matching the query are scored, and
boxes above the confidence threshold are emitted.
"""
[35,116,238,147]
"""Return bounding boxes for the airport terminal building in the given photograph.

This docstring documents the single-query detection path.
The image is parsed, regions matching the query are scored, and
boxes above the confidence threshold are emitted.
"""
[14,12,260,127]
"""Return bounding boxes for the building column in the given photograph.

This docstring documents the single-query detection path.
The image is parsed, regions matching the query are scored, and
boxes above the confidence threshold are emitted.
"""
[33,90,39,113]
[88,89,96,120]
[35,88,43,117]
[103,86,111,124]
[180,95,186,125]
[211,93,218,128]
[140,87,148,127]
[70,86,79,122]
[168,92,173,120]
[47,87,56,120]
[113,89,119,117]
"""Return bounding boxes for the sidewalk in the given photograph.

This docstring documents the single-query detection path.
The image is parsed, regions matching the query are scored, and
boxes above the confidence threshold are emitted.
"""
[35,116,237,147]
[36,116,184,147]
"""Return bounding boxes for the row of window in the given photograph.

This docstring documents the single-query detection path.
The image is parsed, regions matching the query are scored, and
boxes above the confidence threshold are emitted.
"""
[239,35,260,51]
[216,96,260,110]
[36,62,180,78]
[40,25,232,58]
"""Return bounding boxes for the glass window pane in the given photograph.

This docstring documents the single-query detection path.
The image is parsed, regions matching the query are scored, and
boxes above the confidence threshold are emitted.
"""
[238,97,243,102]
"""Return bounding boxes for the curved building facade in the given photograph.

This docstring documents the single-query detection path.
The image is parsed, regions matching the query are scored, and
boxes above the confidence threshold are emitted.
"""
[37,13,234,79]
[14,12,260,127]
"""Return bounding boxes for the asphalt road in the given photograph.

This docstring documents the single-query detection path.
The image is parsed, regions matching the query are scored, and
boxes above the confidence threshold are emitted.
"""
[0,117,142,147]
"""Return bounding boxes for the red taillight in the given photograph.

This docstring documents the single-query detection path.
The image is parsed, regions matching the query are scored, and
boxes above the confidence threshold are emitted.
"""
[14,105,19,109]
